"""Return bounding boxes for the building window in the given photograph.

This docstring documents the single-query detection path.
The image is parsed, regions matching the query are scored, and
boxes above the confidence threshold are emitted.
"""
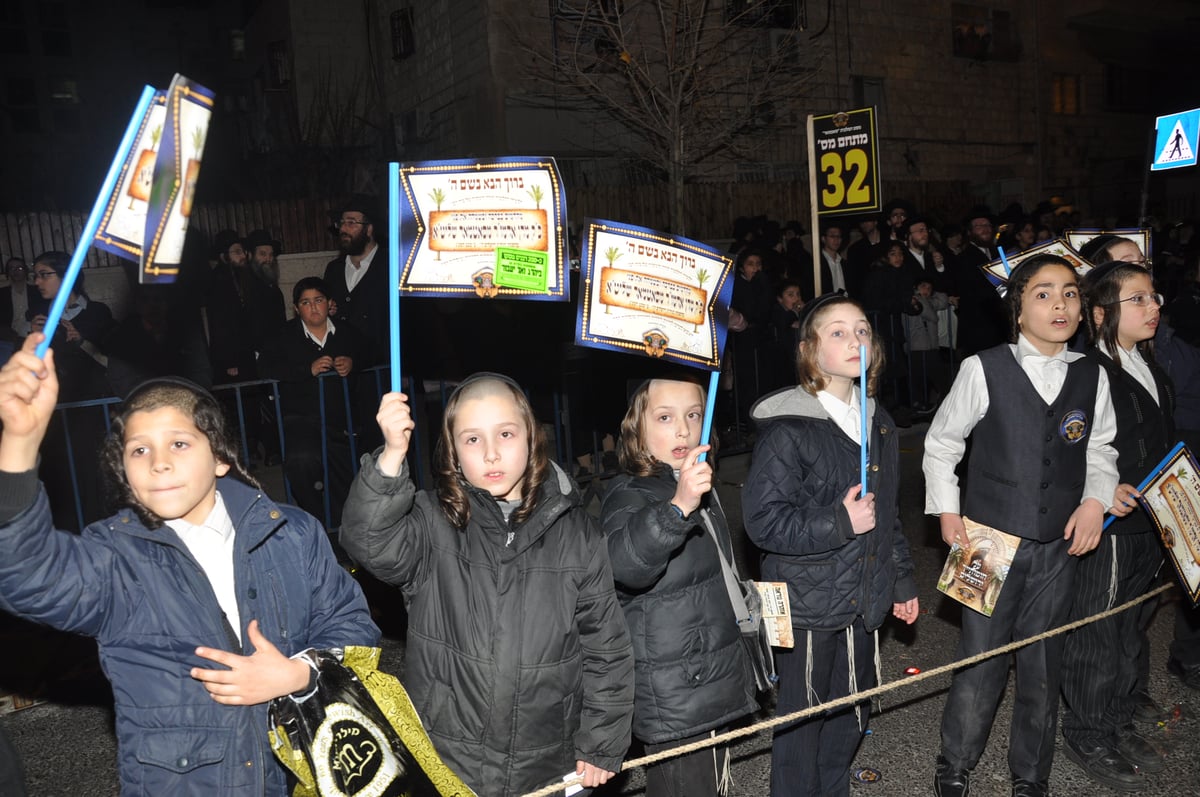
[268,40,290,89]
[6,77,41,134]
[852,75,885,110]
[951,3,1020,62]
[1052,73,1080,115]
[727,0,807,29]
[49,78,78,104]
[391,8,415,61]
[1104,65,1153,113]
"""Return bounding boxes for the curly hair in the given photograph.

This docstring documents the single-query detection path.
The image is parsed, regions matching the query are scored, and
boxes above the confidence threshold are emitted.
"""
[100,381,259,528]
[1083,260,1156,368]
[617,376,708,477]
[794,296,885,397]
[433,375,548,530]
[1005,254,1078,343]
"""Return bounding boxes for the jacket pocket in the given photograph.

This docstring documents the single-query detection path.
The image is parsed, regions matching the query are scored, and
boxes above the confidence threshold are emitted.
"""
[135,727,229,794]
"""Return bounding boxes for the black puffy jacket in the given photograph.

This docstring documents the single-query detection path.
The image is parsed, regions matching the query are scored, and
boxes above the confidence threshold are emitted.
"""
[340,458,634,797]
[601,467,758,744]
[744,387,917,631]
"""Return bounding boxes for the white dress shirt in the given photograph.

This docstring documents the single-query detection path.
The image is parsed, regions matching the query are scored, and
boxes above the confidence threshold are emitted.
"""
[817,386,864,445]
[302,317,336,348]
[923,334,1118,516]
[343,243,378,292]
[166,492,241,643]
[822,251,847,293]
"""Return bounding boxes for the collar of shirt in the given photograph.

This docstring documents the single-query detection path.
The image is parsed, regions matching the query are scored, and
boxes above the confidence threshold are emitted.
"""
[302,317,336,348]
[343,243,378,291]
[62,293,87,322]
[1012,333,1079,403]
[817,387,862,445]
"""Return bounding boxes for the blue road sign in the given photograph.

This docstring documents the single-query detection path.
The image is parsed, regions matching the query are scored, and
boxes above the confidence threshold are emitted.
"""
[1152,108,1200,171]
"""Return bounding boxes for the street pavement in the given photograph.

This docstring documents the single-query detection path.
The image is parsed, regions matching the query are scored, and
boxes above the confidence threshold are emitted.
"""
[2,422,1197,795]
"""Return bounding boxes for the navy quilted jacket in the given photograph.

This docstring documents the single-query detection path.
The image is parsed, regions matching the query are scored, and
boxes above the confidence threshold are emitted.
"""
[743,387,917,631]
[0,475,379,795]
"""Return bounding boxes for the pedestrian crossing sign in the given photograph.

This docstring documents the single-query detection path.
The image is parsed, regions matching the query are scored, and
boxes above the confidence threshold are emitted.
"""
[1152,108,1200,171]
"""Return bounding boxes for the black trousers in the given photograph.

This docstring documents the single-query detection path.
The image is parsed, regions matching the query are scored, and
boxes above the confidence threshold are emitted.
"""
[1061,532,1162,746]
[771,619,874,797]
[643,729,730,797]
[282,417,354,529]
[939,535,1076,783]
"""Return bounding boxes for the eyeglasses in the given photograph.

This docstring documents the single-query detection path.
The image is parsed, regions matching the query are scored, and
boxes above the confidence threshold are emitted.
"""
[1113,293,1164,307]
[337,218,366,228]
[32,270,58,281]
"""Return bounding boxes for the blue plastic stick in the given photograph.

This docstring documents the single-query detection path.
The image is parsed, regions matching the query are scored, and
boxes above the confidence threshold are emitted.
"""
[998,246,1013,277]
[388,162,402,393]
[37,86,155,359]
[697,370,721,463]
[860,343,868,493]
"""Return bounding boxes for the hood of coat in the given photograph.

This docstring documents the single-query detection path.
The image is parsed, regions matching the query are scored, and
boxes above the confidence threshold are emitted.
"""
[750,384,877,426]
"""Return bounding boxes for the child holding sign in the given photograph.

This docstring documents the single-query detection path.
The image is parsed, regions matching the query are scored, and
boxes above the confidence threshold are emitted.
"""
[1059,260,1173,789]
[924,255,1120,797]
[339,373,634,796]
[601,375,758,796]
[0,335,379,795]
[742,294,918,796]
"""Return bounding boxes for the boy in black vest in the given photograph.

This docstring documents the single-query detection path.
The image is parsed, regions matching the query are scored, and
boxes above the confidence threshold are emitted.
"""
[923,255,1120,797]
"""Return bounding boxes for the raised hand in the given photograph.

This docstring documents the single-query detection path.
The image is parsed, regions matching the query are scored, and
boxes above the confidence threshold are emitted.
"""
[0,334,58,473]
[670,444,713,517]
[376,392,415,477]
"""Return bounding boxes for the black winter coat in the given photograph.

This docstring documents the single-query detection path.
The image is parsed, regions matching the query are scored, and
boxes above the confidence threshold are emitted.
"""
[744,387,917,631]
[340,458,634,797]
[601,467,757,744]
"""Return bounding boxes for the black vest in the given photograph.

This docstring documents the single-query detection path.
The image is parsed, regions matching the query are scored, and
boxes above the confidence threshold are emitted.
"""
[1087,348,1175,535]
[964,345,1099,542]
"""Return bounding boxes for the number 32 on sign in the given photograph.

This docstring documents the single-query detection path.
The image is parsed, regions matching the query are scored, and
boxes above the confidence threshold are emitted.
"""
[808,107,881,217]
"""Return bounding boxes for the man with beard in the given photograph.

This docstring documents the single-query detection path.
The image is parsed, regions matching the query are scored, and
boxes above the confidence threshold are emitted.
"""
[951,206,1007,356]
[323,196,388,365]
[243,229,287,329]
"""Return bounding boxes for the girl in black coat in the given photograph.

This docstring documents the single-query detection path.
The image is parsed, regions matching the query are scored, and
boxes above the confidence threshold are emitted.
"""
[601,377,758,797]
[744,295,918,797]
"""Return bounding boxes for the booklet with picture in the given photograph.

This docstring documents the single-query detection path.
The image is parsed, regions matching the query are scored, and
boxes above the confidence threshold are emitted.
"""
[936,517,1021,617]
[1132,442,1200,608]
[755,581,794,648]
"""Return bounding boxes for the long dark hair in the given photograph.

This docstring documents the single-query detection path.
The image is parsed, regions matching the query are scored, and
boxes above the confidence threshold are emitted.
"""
[433,374,548,529]
[1083,260,1156,367]
[101,380,259,528]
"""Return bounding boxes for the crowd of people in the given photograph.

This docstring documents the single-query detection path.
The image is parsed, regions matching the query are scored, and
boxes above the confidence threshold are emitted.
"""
[0,193,1198,797]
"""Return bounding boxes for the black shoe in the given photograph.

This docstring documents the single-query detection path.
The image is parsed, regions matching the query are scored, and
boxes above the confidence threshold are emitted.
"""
[1117,728,1166,774]
[1063,739,1144,792]
[1167,657,1200,690]
[934,756,970,797]
[1010,780,1048,797]
[1130,690,1168,724]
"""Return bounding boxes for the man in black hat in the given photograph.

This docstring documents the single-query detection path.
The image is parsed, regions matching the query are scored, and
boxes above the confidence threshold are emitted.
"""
[322,195,389,365]
[951,206,1007,356]
[243,229,287,327]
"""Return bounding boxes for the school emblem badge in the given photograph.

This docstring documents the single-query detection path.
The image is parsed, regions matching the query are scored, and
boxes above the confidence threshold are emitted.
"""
[642,329,669,357]
[1059,409,1088,444]
[472,269,498,298]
